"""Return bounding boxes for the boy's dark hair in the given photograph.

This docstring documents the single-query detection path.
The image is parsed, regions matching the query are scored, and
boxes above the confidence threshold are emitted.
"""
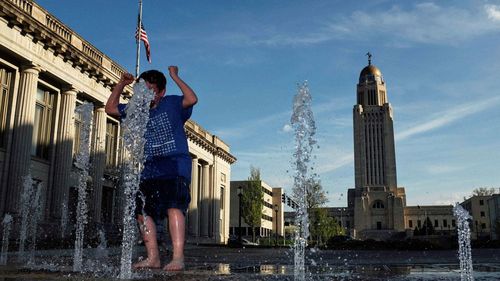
[138,70,166,91]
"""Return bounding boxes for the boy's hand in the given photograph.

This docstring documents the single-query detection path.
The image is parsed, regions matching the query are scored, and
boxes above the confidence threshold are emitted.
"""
[168,66,179,78]
[119,72,135,86]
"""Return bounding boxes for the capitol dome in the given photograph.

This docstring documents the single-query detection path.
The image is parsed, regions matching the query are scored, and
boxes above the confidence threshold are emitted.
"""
[359,64,384,84]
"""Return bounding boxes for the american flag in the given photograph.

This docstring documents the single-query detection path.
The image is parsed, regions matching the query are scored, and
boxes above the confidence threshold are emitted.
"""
[136,23,151,63]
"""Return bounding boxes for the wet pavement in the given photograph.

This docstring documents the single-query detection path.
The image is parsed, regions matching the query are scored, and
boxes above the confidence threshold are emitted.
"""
[1,245,500,280]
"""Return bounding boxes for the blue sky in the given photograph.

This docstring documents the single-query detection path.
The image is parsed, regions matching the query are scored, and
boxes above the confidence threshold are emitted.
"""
[36,0,500,207]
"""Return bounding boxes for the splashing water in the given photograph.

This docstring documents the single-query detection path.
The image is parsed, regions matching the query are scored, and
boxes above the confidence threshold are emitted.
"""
[95,227,109,260]
[73,102,94,272]
[18,175,34,263]
[27,183,42,265]
[291,82,317,281]
[61,201,68,239]
[119,79,154,279]
[453,203,474,281]
[0,214,13,265]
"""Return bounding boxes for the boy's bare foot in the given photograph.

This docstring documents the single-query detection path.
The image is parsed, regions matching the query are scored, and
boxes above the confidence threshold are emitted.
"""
[132,258,161,269]
[163,259,184,271]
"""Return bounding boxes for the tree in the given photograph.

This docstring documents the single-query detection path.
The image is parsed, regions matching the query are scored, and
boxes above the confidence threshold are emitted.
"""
[309,208,344,246]
[303,179,332,243]
[472,187,498,197]
[241,166,264,243]
[414,217,435,236]
[306,178,327,210]
[422,217,435,236]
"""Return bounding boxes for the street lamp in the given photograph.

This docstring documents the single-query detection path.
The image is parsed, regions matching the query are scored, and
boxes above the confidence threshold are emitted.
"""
[238,186,242,244]
[274,204,279,246]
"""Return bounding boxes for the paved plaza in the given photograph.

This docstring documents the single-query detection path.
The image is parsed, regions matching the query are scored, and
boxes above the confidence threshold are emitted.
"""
[1,244,500,280]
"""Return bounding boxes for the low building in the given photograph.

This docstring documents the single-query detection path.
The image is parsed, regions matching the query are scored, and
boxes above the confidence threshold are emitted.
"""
[488,194,500,240]
[229,180,284,241]
[462,195,495,240]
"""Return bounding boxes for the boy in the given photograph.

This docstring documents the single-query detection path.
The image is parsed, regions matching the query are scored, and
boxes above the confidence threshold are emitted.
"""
[105,66,197,271]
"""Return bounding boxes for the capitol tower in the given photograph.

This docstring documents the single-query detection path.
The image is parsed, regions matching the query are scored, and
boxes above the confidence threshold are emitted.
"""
[348,54,407,240]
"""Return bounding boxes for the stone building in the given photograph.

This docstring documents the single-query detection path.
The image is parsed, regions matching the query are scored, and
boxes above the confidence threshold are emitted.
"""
[0,0,235,244]
[229,181,284,240]
[487,194,500,240]
[347,55,458,240]
[462,195,495,240]
[348,55,407,240]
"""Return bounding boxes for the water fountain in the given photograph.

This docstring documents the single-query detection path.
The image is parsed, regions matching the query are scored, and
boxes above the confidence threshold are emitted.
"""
[453,203,474,281]
[72,102,94,272]
[290,81,317,281]
[61,202,68,239]
[1,84,499,281]
[0,214,12,265]
[91,226,109,261]
[27,184,42,265]
[118,79,154,279]
[17,175,35,263]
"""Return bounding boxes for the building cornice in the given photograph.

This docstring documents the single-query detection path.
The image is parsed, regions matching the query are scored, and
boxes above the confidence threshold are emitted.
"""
[185,120,237,164]
[0,0,125,89]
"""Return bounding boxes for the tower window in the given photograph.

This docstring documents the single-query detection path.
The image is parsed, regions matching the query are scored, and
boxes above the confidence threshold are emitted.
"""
[372,200,384,209]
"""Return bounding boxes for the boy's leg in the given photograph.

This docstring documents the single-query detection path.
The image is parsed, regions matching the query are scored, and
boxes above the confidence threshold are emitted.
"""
[133,215,161,269]
[164,208,185,271]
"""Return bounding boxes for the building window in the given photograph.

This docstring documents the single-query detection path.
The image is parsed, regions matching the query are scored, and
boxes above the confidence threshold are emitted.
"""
[479,199,484,206]
[480,211,485,217]
[372,201,384,209]
[409,220,413,228]
[105,121,118,168]
[101,186,114,223]
[32,88,55,159]
[434,220,439,227]
[452,220,456,227]
[376,221,382,230]
[220,185,225,210]
[481,223,486,229]
[443,219,448,228]
[417,220,422,228]
[0,67,13,148]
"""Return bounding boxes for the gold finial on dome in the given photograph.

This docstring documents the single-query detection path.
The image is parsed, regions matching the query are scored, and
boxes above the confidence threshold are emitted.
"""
[366,52,372,65]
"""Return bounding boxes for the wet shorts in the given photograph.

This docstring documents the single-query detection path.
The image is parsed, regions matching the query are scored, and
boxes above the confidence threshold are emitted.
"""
[135,177,191,219]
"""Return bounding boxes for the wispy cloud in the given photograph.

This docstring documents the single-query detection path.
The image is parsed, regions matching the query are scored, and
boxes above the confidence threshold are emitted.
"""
[316,152,353,174]
[424,164,463,175]
[213,110,291,139]
[486,4,500,21]
[328,3,500,45]
[230,3,500,47]
[396,96,500,141]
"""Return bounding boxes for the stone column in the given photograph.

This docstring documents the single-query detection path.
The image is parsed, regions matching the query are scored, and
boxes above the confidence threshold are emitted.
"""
[90,107,107,223]
[50,88,77,219]
[200,163,210,237]
[188,157,199,237]
[5,64,41,214]
[212,165,221,241]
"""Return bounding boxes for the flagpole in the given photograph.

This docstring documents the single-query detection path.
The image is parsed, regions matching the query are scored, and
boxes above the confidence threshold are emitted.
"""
[135,0,143,77]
